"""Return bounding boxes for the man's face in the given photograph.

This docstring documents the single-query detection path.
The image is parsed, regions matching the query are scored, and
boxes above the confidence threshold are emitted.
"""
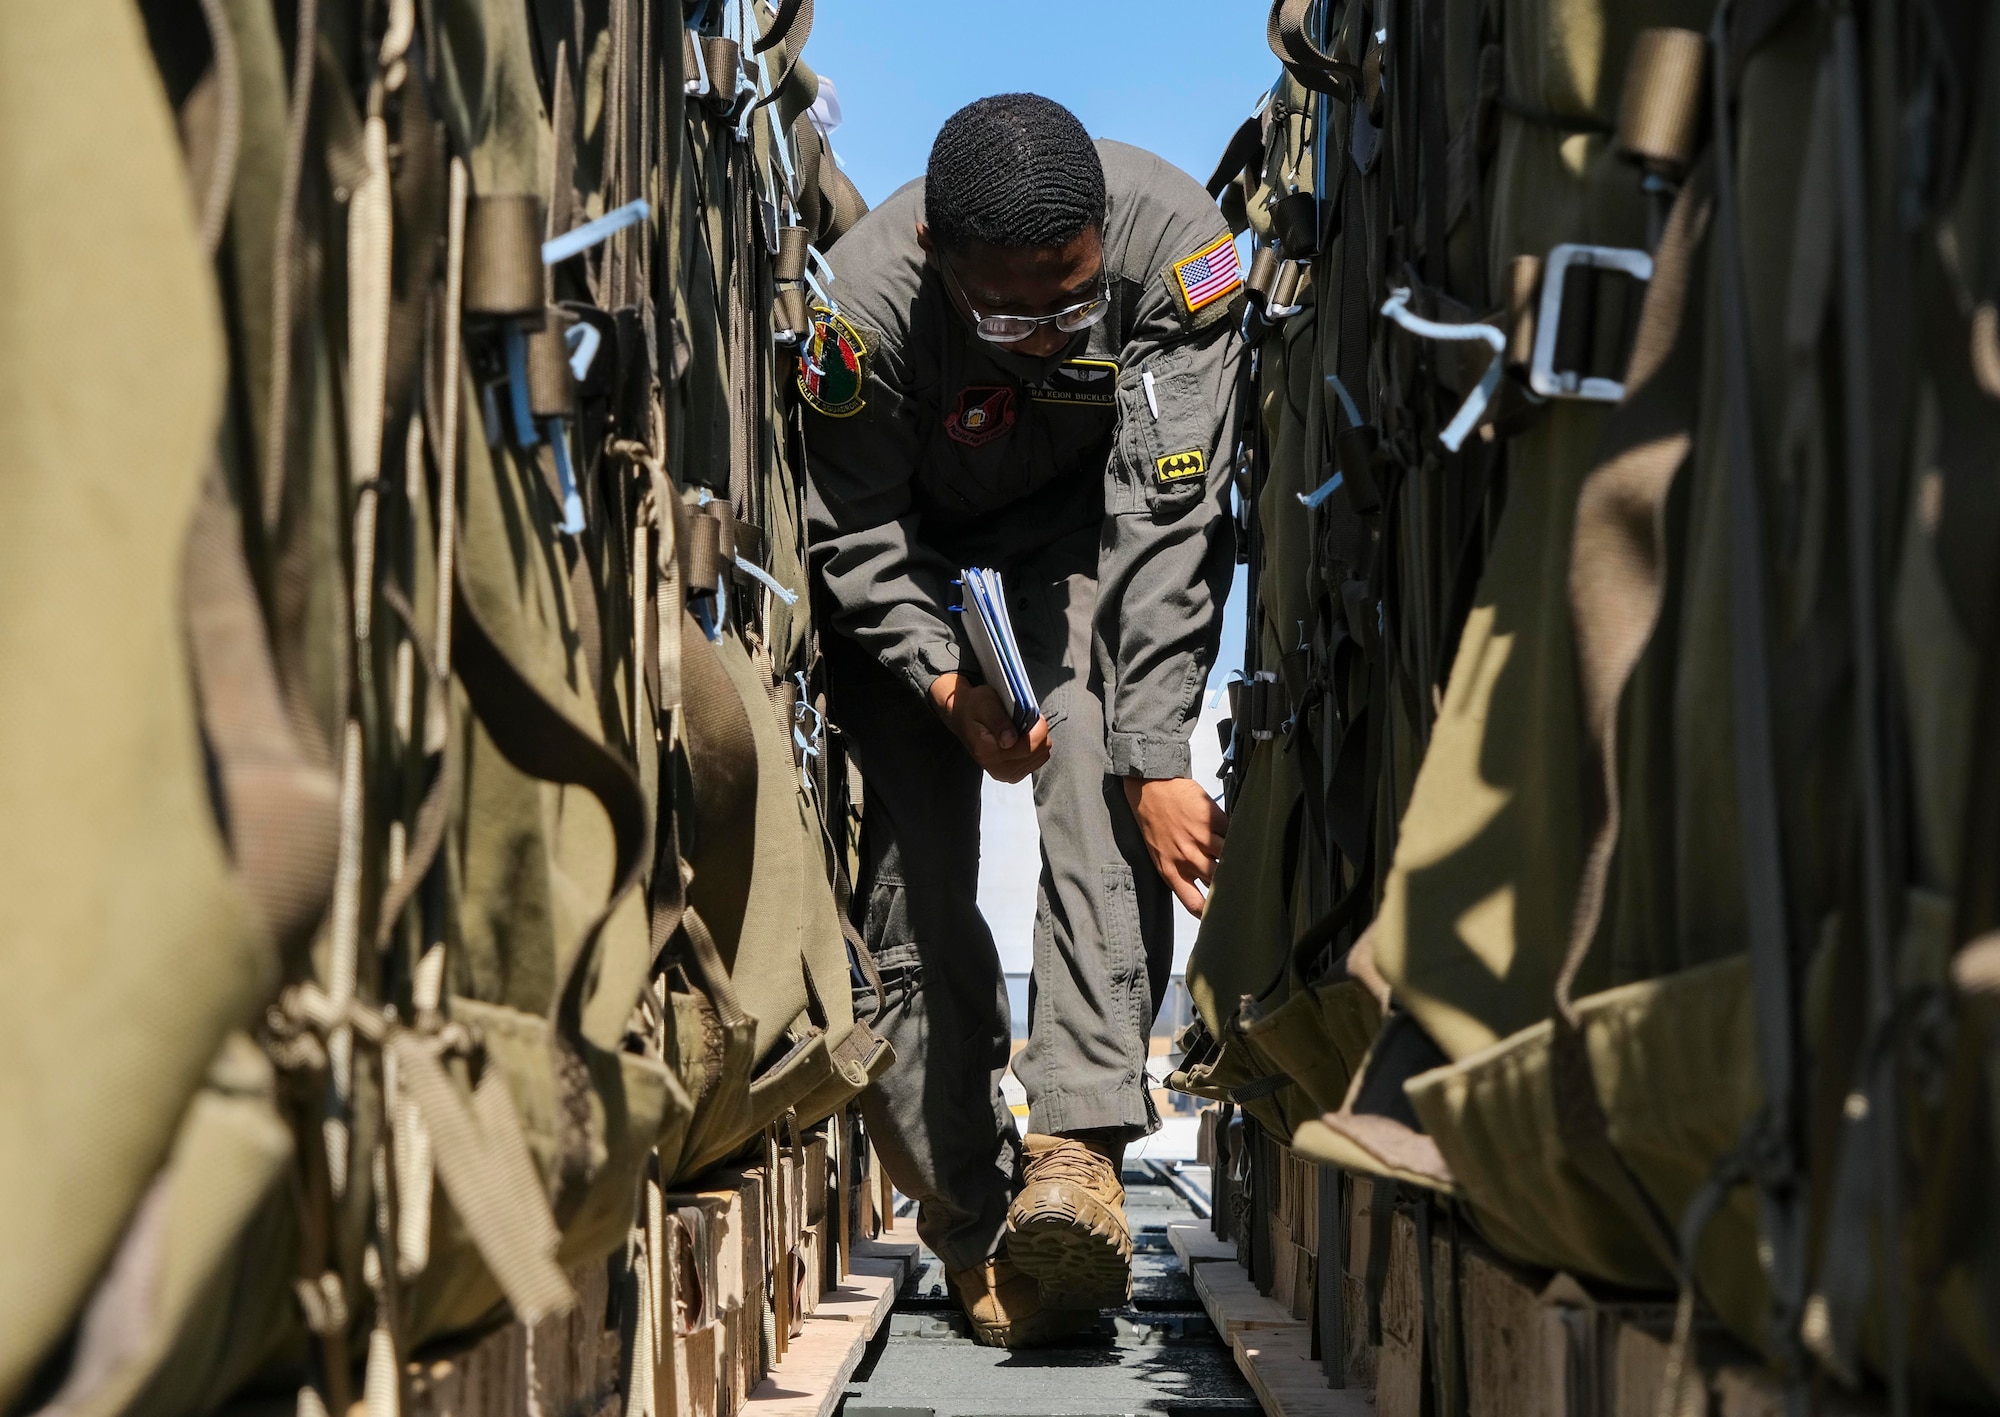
[917,223,1106,360]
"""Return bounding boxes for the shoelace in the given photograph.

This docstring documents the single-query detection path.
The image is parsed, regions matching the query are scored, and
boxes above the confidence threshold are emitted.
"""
[1027,1144,1119,1191]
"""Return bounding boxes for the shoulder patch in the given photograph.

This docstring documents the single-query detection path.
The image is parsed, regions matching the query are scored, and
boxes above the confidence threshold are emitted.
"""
[797,308,869,417]
[1154,449,1207,483]
[1167,234,1244,319]
[1029,358,1120,406]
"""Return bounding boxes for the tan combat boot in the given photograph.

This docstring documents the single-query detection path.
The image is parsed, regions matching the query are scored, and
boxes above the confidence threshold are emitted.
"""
[1004,1134,1133,1308]
[946,1256,1094,1348]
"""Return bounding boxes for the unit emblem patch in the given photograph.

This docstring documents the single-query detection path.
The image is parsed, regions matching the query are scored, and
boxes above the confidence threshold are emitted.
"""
[946,386,1017,447]
[1154,449,1207,483]
[797,309,868,417]
[1030,358,1120,406]
[1169,234,1244,316]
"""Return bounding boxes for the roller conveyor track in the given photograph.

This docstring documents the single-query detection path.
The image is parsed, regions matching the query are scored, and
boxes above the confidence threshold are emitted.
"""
[838,1164,1261,1417]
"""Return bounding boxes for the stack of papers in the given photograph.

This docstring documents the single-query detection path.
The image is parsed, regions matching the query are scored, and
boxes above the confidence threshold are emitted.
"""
[955,567,1041,735]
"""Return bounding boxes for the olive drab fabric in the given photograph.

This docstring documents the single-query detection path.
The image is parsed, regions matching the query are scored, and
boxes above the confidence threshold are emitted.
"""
[2,0,880,1411]
[0,2,265,1405]
[1182,0,2000,1409]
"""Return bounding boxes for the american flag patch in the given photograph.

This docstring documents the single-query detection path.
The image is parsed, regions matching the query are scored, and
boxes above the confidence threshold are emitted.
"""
[1172,235,1243,313]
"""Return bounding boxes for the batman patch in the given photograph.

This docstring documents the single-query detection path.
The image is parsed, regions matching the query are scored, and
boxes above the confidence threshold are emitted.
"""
[1030,358,1120,406]
[1154,449,1207,483]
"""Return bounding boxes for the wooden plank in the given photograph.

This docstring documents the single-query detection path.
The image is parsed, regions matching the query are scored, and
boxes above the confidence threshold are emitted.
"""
[1459,1245,1559,1417]
[739,1316,870,1417]
[1272,1232,1300,1316]
[850,1236,920,1273]
[1341,1271,1378,1394]
[1233,1326,1377,1417]
[1190,1258,1307,1341]
[407,1262,622,1417]
[1374,1212,1424,1417]
[738,1223,914,1417]
[1168,1220,1237,1267]
[802,1265,901,1330]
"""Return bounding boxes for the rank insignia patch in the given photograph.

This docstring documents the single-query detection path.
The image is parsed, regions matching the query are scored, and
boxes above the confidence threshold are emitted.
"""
[1155,449,1207,482]
[1030,358,1120,406]
[1170,234,1244,315]
[797,309,868,417]
[946,386,1017,447]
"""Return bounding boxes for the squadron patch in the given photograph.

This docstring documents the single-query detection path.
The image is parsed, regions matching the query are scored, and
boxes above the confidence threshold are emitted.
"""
[1169,234,1244,316]
[797,309,868,417]
[1030,358,1120,406]
[1155,449,1207,483]
[946,386,1017,447]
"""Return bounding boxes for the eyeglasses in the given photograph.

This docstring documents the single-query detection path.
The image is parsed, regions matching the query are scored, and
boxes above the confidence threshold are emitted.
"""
[939,253,1111,344]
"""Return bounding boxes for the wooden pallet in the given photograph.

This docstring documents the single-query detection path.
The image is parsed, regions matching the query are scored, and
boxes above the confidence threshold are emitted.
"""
[1175,1217,1375,1415]
[738,1243,917,1417]
[1235,1328,1378,1417]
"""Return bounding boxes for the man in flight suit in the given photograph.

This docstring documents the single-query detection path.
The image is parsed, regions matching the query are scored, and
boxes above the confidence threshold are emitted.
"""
[802,94,1241,1346]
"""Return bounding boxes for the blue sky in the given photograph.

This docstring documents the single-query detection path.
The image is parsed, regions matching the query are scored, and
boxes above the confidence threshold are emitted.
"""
[805,0,1281,209]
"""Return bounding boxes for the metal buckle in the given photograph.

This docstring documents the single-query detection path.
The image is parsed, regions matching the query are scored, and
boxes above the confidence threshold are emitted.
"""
[1529,243,1653,402]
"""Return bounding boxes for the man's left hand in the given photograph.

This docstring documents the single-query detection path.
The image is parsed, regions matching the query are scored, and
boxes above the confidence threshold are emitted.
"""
[1123,777,1229,916]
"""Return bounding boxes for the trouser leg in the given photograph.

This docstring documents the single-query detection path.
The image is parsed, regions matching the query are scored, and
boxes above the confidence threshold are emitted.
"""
[826,632,1019,1273]
[1005,542,1178,1141]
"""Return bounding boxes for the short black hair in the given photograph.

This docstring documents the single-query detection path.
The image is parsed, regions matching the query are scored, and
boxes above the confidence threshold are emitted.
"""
[924,94,1106,251]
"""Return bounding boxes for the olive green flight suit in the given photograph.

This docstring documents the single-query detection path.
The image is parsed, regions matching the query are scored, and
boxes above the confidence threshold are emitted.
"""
[803,140,1244,1271]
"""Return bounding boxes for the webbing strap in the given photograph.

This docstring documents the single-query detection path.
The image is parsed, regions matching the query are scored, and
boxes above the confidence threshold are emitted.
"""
[388,1033,575,1322]
[1616,29,1708,173]
[676,598,762,958]
[1205,113,1265,201]
[434,158,468,672]
[679,906,750,1029]
[1710,9,1809,1399]
[183,467,341,961]
[1557,174,1713,1023]
[260,0,319,533]
[1265,0,1360,98]
[371,584,456,951]
[450,533,651,1210]
[1552,160,1716,1281]
[191,0,241,256]
[748,0,814,113]
[463,196,546,320]
[1803,17,1910,1402]
[751,0,811,54]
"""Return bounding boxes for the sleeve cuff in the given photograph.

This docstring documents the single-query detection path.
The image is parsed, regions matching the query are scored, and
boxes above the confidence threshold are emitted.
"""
[1107,732,1192,780]
[899,637,963,700]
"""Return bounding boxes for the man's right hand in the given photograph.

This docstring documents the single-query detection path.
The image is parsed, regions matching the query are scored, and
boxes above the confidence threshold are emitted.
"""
[928,672,1050,783]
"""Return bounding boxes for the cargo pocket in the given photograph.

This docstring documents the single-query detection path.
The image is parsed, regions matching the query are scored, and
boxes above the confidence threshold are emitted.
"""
[1109,340,1226,520]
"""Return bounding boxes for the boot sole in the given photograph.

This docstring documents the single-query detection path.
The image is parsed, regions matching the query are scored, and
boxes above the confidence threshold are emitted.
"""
[1006,1191,1133,1309]
[963,1306,1097,1349]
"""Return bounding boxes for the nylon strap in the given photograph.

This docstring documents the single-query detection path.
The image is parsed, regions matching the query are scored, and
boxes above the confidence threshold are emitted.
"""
[449,532,651,1213]
[388,1033,576,1322]
[1616,29,1708,173]
[183,466,341,961]
[371,584,457,951]
[1710,10,1810,1399]
[1265,0,1360,98]
[1552,159,1716,1281]
[1205,113,1265,201]
[1802,17,1910,1402]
